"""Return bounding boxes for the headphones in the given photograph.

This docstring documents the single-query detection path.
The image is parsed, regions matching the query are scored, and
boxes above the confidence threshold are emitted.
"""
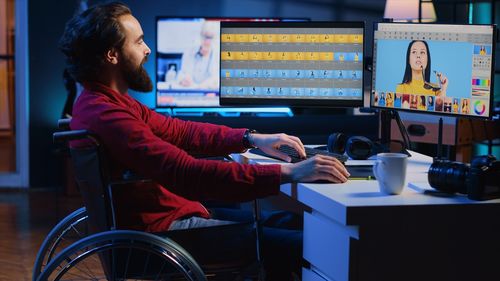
[327,133,387,160]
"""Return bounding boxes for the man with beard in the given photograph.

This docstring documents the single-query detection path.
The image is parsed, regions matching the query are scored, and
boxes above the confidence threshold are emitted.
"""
[59,2,349,280]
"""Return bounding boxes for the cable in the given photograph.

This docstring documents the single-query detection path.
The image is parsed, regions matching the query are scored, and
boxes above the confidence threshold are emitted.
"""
[393,111,412,151]
[437,117,443,159]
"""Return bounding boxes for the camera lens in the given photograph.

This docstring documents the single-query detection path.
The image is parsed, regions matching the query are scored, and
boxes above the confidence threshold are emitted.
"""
[428,160,469,193]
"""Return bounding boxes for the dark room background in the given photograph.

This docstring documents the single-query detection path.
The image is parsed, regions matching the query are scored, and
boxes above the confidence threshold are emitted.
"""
[28,0,500,188]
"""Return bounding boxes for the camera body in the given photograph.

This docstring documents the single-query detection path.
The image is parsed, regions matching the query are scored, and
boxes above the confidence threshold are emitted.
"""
[428,155,500,200]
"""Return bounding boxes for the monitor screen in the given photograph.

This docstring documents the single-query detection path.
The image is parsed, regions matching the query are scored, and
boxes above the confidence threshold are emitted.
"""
[371,22,496,119]
[219,21,365,107]
[156,17,282,108]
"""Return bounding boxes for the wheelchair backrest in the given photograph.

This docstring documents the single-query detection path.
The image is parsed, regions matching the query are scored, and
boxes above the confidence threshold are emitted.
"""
[53,127,116,235]
[70,143,116,235]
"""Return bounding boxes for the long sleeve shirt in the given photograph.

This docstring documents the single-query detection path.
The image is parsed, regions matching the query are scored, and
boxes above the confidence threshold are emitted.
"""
[70,82,281,232]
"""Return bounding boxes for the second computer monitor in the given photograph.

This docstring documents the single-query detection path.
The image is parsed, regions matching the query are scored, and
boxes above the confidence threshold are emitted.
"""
[371,22,495,119]
[156,17,286,108]
[219,21,364,107]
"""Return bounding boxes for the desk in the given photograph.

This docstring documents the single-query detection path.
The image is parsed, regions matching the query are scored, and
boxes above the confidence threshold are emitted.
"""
[235,150,500,281]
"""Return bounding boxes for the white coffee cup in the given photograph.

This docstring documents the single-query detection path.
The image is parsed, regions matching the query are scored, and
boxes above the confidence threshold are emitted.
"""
[373,153,408,195]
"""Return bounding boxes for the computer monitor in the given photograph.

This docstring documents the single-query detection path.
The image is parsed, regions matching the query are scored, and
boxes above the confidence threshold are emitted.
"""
[371,22,496,119]
[219,21,365,108]
[156,17,285,108]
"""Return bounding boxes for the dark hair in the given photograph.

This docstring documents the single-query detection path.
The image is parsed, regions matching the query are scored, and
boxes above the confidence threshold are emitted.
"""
[401,40,431,84]
[58,2,131,83]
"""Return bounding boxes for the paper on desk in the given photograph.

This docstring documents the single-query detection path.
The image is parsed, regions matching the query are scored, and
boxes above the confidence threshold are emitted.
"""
[408,181,434,192]
[345,159,375,166]
[231,152,293,165]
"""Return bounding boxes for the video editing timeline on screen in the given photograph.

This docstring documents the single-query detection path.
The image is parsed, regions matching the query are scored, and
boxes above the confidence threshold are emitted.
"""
[371,23,494,118]
[219,23,364,105]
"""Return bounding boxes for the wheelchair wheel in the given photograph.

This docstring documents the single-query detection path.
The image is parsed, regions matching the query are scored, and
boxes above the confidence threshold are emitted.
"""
[32,207,89,280]
[36,230,206,281]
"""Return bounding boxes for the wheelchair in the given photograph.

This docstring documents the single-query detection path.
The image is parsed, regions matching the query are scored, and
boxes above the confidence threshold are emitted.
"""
[33,119,91,280]
[33,119,265,281]
[32,206,89,279]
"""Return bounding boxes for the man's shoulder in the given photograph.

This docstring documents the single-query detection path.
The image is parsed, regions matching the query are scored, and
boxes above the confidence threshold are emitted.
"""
[74,90,116,112]
[74,91,128,120]
[75,90,156,126]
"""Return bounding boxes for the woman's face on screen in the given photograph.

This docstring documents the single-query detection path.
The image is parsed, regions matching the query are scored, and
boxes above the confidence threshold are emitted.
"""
[409,41,428,72]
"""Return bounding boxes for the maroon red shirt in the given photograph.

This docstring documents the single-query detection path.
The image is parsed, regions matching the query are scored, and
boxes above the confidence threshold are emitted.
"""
[70,83,281,232]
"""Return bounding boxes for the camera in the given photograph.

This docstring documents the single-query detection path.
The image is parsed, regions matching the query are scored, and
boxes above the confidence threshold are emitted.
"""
[428,155,500,200]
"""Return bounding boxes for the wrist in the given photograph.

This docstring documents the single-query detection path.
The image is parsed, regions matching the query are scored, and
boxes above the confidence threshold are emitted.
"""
[248,131,258,147]
[242,129,258,149]
[280,164,293,183]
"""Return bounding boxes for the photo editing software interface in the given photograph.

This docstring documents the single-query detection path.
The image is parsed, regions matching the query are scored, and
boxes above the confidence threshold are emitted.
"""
[219,22,364,107]
[372,23,495,118]
[156,17,297,108]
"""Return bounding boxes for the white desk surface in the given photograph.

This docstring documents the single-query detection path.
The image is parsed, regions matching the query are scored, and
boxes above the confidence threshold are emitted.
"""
[236,149,500,281]
[236,149,500,225]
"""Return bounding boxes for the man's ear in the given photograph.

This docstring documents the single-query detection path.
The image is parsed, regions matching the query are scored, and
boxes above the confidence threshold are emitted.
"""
[105,48,119,65]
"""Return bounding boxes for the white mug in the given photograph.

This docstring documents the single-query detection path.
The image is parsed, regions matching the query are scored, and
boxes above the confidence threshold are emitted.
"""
[373,153,408,195]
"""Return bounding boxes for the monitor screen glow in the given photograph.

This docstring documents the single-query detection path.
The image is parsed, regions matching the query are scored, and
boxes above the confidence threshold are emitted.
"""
[219,21,365,108]
[371,23,495,119]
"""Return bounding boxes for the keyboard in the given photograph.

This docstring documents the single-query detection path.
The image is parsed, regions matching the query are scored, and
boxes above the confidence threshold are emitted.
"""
[250,145,348,163]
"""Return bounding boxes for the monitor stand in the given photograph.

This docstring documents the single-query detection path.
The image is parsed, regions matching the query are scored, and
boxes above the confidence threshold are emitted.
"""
[380,109,412,157]
[436,117,444,160]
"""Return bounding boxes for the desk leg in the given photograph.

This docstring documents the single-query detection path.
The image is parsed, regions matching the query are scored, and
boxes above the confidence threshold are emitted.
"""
[303,211,359,281]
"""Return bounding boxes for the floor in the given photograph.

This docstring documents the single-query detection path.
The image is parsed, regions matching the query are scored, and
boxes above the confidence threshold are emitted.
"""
[0,189,82,281]
[0,187,304,281]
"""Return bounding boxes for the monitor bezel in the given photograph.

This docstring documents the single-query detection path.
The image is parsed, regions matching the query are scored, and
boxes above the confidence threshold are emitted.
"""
[370,21,497,120]
[154,16,307,109]
[219,21,365,108]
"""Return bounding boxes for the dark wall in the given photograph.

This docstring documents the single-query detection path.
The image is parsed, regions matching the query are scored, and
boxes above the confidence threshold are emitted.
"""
[28,0,383,188]
[28,1,81,188]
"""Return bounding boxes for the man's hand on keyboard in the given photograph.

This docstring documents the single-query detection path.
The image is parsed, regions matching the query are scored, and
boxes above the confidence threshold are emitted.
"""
[280,155,350,184]
[249,133,306,162]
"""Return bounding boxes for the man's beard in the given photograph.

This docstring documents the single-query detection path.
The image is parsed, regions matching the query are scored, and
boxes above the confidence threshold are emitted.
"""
[121,55,153,92]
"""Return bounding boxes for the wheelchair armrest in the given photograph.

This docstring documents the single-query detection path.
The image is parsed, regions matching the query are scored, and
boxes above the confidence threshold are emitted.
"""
[53,129,91,143]
[58,118,72,130]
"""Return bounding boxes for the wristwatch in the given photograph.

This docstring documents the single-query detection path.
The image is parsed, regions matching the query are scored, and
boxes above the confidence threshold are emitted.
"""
[242,129,258,149]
